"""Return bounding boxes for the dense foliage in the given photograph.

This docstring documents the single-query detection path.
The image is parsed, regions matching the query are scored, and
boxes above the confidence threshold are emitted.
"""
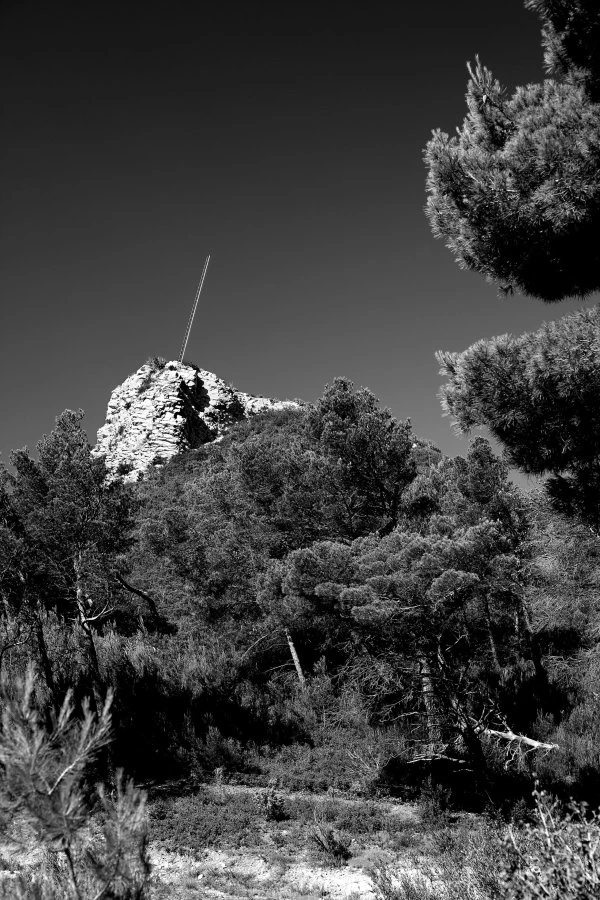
[1,382,598,817]
[0,4,597,894]
[425,0,600,302]
[0,671,150,900]
[438,306,600,526]
[428,0,600,526]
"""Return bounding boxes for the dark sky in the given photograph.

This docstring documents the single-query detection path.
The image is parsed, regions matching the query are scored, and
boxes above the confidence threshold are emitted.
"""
[1,1,596,467]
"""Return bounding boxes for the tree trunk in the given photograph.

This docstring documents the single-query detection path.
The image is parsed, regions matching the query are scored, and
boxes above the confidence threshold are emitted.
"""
[33,606,59,708]
[285,630,306,688]
[74,552,103,712]
[446,692,491,791]
[483,596,502,675]
[13,573,58,709]
[517,595,548,685]
[418,652,441,746]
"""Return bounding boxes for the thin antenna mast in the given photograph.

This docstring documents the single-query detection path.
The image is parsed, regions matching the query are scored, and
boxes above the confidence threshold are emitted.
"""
[178,254,210,363]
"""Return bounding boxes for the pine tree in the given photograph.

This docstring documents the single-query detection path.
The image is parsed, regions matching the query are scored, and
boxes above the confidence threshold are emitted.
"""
[0,411,135,705]
[259,442,540,775]
[426,1,600,524]
[527,0,600,98]
[438,306,600,526]
[306,378,418,536]
[0,669,150,900]
[425,1,600,302]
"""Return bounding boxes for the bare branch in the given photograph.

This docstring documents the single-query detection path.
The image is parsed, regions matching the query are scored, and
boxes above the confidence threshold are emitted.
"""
[483,727,559,752]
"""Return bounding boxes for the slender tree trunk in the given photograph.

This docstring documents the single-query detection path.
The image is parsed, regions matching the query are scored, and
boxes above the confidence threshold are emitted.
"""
[517,595,548,685]
[285,630,306,688]
[64,846,83,900]
[15,574,58,709]
[74,552,103,712]
[483,596,502,675]
[418,652,441,746]
[33,606,58,708]
[461,719,490,782]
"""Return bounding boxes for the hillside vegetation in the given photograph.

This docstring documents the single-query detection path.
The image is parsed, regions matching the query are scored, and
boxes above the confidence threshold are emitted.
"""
[3,0,600,895]
[1,379,600,897]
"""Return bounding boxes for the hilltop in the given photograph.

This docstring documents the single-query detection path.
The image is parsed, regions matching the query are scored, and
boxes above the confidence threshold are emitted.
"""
[95,357,297,481]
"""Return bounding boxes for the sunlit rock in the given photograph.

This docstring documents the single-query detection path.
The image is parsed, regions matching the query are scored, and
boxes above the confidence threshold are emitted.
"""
[95,358,297,481]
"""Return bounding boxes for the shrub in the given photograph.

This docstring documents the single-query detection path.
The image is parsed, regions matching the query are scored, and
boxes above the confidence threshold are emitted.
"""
[372,869,439,900]
[500,787,600,899]
[262,779,286,821]
[372,816,504,900]
[310,810,352,865]
[146,357,167,371]
[150,789,256,850]
[0,669,150,900]
[262,720,409,794]
[334,802,389,835]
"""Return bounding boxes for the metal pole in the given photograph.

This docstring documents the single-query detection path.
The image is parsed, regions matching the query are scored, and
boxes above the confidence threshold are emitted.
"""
[179,254,210,363]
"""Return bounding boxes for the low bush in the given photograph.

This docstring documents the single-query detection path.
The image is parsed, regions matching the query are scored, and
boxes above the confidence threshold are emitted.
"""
[335,802,390,834]
[373,787,600,900]
[261,720,409,795]
[310,811,352,866]
[500,787,600,899]
[150,789,257,851]
[263,780,287,821]
[146,356,167,371]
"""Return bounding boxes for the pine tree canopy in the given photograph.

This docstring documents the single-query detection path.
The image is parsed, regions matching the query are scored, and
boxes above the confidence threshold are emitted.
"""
[526,0,600,98]
[424,0,600,301]
[437,306,600,524]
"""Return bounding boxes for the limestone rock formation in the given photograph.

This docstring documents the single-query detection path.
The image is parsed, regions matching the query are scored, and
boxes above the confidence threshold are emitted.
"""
[95,359,297,480]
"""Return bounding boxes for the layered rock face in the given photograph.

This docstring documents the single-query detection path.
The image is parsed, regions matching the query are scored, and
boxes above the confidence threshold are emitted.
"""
[95,360,296,481]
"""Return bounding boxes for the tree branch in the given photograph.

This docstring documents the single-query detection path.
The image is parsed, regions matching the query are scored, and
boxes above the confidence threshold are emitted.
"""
[483,727,559,752]
[115,574,159,618]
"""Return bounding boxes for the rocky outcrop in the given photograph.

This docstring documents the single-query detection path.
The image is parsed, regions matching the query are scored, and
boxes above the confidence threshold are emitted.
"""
[95,359,297,481]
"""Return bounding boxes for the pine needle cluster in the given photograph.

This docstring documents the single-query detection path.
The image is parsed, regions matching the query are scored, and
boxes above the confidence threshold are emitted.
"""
[0,669,150,900]
[437,306,600,525]
[425,0,600,302]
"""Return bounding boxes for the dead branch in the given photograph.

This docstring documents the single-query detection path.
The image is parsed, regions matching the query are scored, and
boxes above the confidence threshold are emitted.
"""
[83,603,116,624]
[408,752,470,766]
[483,727,559,752]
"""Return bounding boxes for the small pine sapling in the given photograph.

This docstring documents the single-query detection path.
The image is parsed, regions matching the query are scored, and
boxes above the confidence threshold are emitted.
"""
[0,668,150,900]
